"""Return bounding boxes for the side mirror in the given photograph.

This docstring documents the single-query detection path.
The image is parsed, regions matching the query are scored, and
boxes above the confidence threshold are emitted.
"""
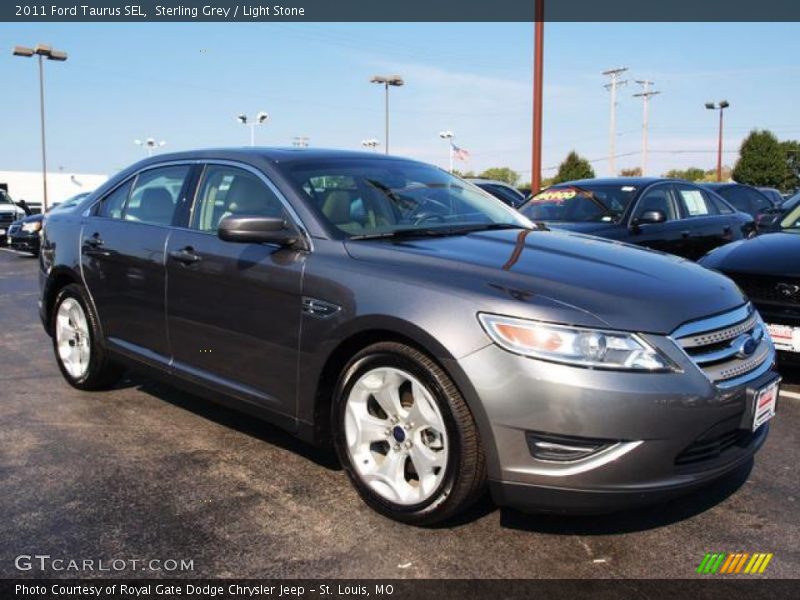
[218,215,299,246]
[634,209,666,225]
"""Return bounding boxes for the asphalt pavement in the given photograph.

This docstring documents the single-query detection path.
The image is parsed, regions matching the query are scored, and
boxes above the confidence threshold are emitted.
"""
[1,247,798,579]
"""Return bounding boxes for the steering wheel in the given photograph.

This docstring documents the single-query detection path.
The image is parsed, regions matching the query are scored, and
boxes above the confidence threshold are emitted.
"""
[413,212,446,226]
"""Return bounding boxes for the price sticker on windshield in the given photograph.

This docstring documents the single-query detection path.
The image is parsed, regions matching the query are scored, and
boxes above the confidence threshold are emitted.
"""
[533,188,578,203]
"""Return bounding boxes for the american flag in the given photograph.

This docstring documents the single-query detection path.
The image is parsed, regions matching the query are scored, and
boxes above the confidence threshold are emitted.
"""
[451,143,470,161]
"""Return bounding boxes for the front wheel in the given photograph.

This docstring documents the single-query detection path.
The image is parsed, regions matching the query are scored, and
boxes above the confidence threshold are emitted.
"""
[333,342,486,525]
[51,283,124,390]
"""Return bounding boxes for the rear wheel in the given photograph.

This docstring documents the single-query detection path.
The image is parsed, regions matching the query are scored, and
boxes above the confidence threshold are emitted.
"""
[333,342,486,525]
[52,283,124,390]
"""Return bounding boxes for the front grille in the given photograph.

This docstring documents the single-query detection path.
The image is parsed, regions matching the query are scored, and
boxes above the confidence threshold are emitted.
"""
[675,423,756,466]
[672,304,772,387]
[730,273,800,307]
[0,212,15,228]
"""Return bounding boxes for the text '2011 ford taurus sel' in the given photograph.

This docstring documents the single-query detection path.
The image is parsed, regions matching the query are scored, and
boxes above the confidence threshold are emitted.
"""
[39,149,780,525]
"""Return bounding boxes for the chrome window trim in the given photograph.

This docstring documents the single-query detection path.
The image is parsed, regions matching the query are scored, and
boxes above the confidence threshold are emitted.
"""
[83,158,313,251]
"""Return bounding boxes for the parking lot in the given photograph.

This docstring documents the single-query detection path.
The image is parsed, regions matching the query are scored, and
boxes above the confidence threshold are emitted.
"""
[1,247,798,579]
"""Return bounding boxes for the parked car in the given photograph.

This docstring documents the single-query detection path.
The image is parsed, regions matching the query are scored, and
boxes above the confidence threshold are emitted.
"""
[758,187,784,207]
[702,183,775,230]
[519,178,754,260]
[7,192,91,255]
[40,149,778,524]
[466,178,527,208]
[701,203,800,363]
[756,191,800,232]
[0,189,27,245]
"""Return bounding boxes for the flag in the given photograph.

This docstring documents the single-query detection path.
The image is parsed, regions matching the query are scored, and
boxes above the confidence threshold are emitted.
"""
[451,143,470,161]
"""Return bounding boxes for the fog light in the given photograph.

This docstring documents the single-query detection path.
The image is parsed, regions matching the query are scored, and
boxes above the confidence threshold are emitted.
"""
[526,432,615,462]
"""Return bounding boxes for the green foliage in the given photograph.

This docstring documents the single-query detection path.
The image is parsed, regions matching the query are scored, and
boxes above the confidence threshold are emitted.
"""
[619,167,642,177]
[452,169,476,178]
[478,167,520,186]
[732,130,786,188]
[663,167,706,181]
[779,140,800,193]
[552,151,594,184]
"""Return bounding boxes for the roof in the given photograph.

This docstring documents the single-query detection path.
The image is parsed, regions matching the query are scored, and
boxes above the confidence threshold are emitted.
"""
[466,178,518,186]
[134,147,412,165]
[550,177,666,187]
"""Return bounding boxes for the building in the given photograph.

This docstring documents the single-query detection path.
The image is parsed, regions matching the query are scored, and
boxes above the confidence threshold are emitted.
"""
[0,170,108,210]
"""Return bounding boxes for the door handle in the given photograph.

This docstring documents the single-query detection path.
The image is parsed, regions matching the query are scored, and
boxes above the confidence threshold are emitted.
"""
[83,233,110,257]
[169,247,202,265]
[681,230,691,238]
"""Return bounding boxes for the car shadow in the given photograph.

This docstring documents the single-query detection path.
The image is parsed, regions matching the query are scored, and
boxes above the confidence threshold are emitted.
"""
[498,460,753,535]
[120,372,341,472]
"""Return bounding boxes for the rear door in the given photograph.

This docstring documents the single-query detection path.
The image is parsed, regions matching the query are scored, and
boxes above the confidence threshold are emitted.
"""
[673,183,730,259]
[80,164,193,363]
[165,162,306,419]
[628,183,689,256]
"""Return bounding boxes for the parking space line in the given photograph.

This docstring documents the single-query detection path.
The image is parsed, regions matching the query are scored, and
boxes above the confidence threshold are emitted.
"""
[780,390,800,401]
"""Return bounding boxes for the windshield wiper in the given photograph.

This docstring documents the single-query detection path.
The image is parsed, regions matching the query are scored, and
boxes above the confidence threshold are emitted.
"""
[349,223,532,241]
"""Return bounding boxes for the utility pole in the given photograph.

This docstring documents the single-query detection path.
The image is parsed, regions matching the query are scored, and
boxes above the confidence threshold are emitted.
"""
[602,67,628,176]
[633,80,660,176]
[531,0,544,193]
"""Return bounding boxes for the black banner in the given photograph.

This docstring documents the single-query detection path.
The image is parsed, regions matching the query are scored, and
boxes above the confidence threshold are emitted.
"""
[2,579,800,600]
[4,0,800,22]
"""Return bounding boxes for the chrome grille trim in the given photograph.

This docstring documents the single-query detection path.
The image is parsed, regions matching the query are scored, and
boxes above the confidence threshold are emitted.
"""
[671,303,773,387]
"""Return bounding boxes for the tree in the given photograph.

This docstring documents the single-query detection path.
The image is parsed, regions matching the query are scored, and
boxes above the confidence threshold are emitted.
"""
[732,129,786,188]
[779,140,800,193]
[478,167,520,186]
[452,169,476,178]
[619,167,642,177]
[663,167,706,181]
[552,151,594,184]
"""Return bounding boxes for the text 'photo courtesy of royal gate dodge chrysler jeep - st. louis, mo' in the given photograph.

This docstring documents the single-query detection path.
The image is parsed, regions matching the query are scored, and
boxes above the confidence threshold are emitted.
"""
[38,148,779,525]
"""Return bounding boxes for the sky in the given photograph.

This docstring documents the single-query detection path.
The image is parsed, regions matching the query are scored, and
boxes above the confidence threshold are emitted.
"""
[2,21,800,182]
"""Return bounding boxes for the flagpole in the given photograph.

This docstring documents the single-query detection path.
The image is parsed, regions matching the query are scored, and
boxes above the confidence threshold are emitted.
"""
[449,143,454,174]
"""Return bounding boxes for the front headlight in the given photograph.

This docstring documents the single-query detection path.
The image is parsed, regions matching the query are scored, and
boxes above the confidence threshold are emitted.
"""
[21,221,42,233]
[478,313,678,372]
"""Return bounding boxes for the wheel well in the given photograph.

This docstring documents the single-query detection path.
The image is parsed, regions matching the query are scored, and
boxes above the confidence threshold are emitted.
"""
[43,270,80,334]
[312,329,443,446]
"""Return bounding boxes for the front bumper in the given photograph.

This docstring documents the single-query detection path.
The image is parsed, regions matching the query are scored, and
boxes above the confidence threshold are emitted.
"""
[9,232,41,254]
[456,336,778,514]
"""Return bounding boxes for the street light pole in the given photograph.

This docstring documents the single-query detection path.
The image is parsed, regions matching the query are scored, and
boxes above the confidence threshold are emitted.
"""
[705,100,730,182]
[13,44,67,212]
[237,111,269,146]
[134,138,166,156]
[370,75,404,155]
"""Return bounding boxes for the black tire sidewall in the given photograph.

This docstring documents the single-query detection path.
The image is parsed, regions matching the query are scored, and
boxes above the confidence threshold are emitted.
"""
[333,346,463,521]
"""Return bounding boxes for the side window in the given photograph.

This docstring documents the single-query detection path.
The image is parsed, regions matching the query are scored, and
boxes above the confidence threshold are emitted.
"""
[96,180,133,219]
[718,186,748,213]
[124,166,190,226]
[706,191,733,214]
[744,188,772,213]
[633,185,676,222]
[676,184,717,217]
[190,165,285,233]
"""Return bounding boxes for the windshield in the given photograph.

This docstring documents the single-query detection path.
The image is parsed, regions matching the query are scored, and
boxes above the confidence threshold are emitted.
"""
[49,192,90,213]
[782,192,800,211]
[519,184,637,223]
[287,159,531,238]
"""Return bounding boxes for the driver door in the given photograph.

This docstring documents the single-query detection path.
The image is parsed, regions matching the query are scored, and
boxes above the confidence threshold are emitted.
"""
[628,184,689,257]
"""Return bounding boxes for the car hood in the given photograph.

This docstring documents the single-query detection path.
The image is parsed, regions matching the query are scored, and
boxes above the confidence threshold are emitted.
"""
[345,229,745,334]
[701,232,800,278]
[540,221,617,234]
[10,214,43,227]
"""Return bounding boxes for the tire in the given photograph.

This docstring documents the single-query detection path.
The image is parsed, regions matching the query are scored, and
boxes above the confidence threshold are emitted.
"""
[332,341,486,525]
[51,283,124,390]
